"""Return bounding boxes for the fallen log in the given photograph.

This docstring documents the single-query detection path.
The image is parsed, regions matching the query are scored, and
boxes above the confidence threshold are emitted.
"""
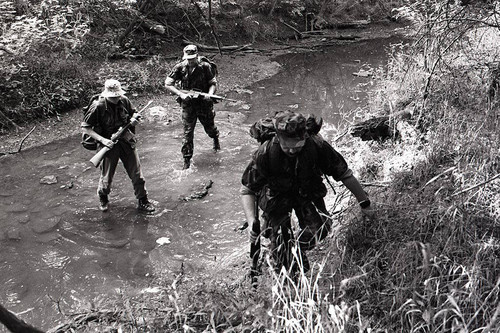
[141,19,166,35]
[182,40,255,52]
[300,31,360,40]
[334,19,371,29]
[350,110,412,141]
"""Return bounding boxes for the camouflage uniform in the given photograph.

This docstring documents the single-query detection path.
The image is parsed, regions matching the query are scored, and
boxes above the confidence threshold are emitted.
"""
[166,59,219,161]
[82,96,148,201]
[241,134,353,252]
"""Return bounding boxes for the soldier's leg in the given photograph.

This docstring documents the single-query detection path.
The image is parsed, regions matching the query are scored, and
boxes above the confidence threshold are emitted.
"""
[295,198,332,251]
[120,143,155,212]
[181,105,197,168]
[98,145,120,196]
[197,103,220,151]
[97,145,120,211]
[119,143,147,200]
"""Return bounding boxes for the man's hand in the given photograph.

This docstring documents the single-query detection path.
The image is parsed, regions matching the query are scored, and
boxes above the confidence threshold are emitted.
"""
[101,138,115,149]
[202,94,212,102]
[130,114,141,126]
[361,203,376,219]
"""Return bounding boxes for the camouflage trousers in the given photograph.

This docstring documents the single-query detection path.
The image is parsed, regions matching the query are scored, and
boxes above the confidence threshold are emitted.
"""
[181,101,219,159]
[259,192,332,252]
[98,140,148,200]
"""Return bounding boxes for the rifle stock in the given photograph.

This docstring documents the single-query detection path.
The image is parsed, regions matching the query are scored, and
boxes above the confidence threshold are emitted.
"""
[89,100,152,168]
[90,145,111,167]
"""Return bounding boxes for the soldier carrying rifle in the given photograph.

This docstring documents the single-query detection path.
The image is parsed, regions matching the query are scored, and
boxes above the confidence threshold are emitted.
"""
[165,44,221,170]
[81,79,155,213]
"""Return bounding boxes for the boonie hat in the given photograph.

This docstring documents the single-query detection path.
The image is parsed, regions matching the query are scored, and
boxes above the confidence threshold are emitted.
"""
[183,44,198,60]
[101,79,126,98]
[273,111,307,149]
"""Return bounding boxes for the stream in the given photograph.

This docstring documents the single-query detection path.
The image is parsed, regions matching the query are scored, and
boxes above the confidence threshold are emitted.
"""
[0,36,401,331]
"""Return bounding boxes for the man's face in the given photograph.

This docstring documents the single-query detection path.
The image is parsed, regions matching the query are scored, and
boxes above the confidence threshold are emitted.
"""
[280,145,304,157]
[277,134,306,157]
[187,58,199,67]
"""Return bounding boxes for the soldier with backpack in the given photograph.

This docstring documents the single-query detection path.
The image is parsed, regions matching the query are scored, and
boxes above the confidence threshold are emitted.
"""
[240,110,374,273]
[164,44,220,170]
[81,79,155,213]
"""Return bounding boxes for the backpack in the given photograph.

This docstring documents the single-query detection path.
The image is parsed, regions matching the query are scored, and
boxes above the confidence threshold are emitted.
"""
[249,113,323,143]
[198,55,218,77]
[81,94,104,150]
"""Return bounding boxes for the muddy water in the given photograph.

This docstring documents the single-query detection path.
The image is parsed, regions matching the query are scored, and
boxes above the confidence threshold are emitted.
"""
[0,37,399,331]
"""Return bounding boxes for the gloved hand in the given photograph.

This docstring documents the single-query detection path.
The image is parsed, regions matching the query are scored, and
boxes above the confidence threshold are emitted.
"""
[202,94,212,102]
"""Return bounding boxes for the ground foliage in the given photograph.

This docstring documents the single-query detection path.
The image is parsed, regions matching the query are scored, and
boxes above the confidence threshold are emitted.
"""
[0,0,401,131]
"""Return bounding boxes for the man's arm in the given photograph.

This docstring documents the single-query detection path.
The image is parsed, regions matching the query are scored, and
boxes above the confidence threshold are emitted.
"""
[81,126,114,149]
[317,139,373,214]
[164,76,191,101]
[340,173,373,216]
[241,186,258,226]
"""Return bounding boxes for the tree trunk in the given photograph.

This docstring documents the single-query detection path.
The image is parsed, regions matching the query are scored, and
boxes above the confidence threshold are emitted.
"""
[0,303,44,333]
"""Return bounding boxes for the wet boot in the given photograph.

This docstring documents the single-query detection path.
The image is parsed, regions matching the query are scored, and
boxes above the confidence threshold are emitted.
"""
[213,137,220,152]
[182,157,191,170]
[99,194,109,212]
[138,196,155,213]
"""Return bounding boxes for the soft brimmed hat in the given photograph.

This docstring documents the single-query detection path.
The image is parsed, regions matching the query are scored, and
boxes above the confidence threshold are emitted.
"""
[273,111,307,149]
[101,79,126,98]
[182,44,198,60]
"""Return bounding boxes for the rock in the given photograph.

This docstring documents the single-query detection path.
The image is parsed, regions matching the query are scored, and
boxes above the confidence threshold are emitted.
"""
[145,106,171,122]
[31,216,61,234]
[353,69,373,77]
[7,228,21,240]
[6,203,28,213]
[14,214,30,224]
[40,175,58,184]
[156,237,171,246]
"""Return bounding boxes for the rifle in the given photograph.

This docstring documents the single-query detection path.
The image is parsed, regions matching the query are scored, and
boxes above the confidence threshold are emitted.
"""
[89,101,153,168]
[179,89,238,103]
[249,197,261,284]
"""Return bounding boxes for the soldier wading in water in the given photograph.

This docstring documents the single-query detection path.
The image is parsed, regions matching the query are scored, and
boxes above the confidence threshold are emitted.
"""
[81,79,155,213]
[165,44,220,170]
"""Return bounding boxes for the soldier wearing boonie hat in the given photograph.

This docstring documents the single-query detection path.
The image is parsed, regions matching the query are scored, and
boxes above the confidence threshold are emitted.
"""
[100,79,126,97]
[81,79,155,213]
[165,44,220,170]
[240,110,374,272]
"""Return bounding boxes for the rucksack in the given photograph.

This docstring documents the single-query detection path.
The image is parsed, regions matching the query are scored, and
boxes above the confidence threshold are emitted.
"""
[81,94,104,150]
[249,113,323,143]
[198,55,218,77]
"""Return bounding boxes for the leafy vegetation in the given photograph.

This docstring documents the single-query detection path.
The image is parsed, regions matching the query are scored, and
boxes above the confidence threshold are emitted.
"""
[0,0,401,131]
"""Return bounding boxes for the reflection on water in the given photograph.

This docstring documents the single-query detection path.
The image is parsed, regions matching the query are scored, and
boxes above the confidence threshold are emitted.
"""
[0,37,400,331]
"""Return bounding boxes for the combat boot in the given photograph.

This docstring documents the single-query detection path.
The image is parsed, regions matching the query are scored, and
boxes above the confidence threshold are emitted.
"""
[183,157,191,170]
[213,137,220,152]
[99,194,109,212]
[138,196,155,213]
